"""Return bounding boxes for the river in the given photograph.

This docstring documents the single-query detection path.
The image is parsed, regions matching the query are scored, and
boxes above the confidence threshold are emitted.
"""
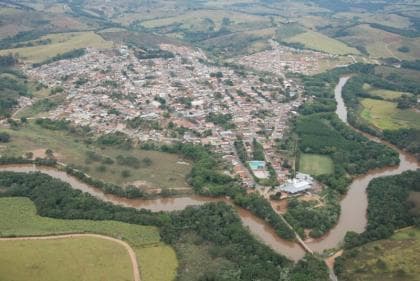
[307,76,419,252]
[0,77,418,261]
[0,164,306,261]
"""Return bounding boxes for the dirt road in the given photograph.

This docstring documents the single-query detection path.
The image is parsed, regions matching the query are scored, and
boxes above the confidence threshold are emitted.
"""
[0,233,141,281]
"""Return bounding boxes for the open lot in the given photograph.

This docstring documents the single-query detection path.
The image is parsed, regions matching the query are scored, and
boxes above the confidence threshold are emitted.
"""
[359,98,420,131]
[0,32,112,63]
[0,197,178,281]
[1,121,191,190]
[0,237,133,281]
[338,228,420,281]
[299,153,334,176]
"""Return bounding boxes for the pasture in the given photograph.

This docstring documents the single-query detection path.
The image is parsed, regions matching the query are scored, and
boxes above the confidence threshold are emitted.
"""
[285,30,359,55]
[362,84,410,100]
[359,98,420,130]
[299,153,334,176]
[341,24,420,60]
[0,32,112,63]
[0,197,178,281]
[338,228,420,281]
[137,244,178,281]
[1,121,191,190]
[0,237,133,281]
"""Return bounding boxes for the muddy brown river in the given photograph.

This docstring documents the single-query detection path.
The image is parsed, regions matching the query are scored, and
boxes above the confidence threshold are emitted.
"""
[0,77,417,261]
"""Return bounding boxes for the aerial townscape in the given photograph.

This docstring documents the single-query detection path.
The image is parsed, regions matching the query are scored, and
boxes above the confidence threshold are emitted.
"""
[0,1,419,281]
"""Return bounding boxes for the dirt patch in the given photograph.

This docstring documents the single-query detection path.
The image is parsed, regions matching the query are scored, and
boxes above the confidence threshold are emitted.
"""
[325,250,343,270]
[127,180,156,190]
[271,199,288,214]
[29,148,63,161]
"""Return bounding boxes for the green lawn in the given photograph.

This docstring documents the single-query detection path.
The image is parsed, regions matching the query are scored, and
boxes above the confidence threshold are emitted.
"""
[338,228,420,281]
[299,153,334,176]
[359,98,420,130]
[0,197,178,281]
[0,237,133,281]
[1,121,191,190]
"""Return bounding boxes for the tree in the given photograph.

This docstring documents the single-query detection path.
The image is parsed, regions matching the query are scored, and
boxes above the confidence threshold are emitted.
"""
[45,149,54,158]
[0,132,10,142]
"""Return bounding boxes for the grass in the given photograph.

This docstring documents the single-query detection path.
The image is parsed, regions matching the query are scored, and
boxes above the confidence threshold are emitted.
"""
[359,98,420,130]
[284,30,360,55]
[0,237,133,281]
[362,84,410,100]
[0,32,112,63]
[137,244,178,281]
[341,24,420,61]
[0,197,159,246]
[0,197,178,281]
[299,153,334,176]
[1,121,191,190]
[140,10,271,31]
[339,228,420,281]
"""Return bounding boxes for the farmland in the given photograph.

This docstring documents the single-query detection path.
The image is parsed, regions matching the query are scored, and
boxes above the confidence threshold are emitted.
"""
[299,153,334,176]
[0,237,133,281]
[340,24,420,60]
[284,30,359,55]
[359,98,420,131]
[0,32,112,63]
[0,197,178,281]
[336,228,420,281]
[362,84,410,100]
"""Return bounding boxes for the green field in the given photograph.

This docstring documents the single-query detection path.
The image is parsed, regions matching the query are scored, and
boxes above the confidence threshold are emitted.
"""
[1,121,191,190]
[362,84,410,100]
[299,153,334,176]
[0,197,178,281]
[0,237,133,281]
[0,32,112,63]
[341,24,420,60]
[285,30,359,55]
[360,98,420,130]
[137,245,178,281]
[338,228,420,281]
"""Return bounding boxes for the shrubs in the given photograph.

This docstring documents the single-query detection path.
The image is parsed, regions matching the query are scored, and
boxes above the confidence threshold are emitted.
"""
[0,132,10,142]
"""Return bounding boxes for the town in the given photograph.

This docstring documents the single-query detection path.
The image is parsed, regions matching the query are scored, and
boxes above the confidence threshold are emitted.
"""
[24,43,316,194]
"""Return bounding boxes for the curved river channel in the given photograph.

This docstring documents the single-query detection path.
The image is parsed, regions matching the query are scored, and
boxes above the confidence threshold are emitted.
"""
[0,77,418,261]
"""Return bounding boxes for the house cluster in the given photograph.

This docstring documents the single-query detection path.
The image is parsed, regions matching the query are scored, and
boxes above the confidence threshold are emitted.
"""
[26,43,305,188]
[237,40,345,75]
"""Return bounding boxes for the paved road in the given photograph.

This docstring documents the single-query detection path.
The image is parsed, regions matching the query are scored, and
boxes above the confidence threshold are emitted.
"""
[0,233,141,281]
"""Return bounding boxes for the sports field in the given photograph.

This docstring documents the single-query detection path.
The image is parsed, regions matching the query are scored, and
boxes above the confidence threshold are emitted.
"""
[359,98,420,130]
[299,153,334,176]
